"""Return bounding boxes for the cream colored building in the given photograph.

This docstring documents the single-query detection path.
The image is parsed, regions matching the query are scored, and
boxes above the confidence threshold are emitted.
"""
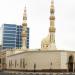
[6,49,75,72]
[5,0,75,72]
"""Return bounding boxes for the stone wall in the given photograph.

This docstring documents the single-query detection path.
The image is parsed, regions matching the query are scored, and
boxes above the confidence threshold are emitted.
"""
[6,50,62,70]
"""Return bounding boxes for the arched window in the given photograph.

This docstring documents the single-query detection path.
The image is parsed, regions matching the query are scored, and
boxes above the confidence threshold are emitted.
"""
[68,55,74,72]
[23,58,25,68]
[9,60,10,68]
[15,60,17,68]
[69,55,74,63]
[20,59,22,68]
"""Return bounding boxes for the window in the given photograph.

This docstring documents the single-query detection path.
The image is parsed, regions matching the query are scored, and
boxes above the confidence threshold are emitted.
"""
[27,39,29,43]
[20,59,22,68]
[23,58,25,68]
[9,60,11,68]
[3,44,15,47]
[20,58,26,68]
[3,37,15,40]
[15,60,17,68]
[10,60,12,67]
[3,41,15,43]
[4,27,16,31]
[4,31,16,33]
[3,34,16,37]
[4,24,16,28]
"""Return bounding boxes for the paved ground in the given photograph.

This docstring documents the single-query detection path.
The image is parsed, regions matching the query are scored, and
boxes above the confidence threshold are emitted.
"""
[0,71,75,75]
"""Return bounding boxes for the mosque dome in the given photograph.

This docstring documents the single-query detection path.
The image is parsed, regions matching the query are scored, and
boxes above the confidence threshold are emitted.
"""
[41,34,50,49]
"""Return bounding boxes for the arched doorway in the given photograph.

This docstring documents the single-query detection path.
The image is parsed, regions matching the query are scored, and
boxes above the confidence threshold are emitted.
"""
[68,55,74,72]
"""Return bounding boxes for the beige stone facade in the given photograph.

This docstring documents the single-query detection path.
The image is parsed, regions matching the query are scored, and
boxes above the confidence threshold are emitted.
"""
[5,50,75,72]
[6,50,62,70]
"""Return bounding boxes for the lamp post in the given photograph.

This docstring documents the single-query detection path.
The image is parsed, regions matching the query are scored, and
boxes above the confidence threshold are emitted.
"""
[50,62,52,72]
[34,63,36,72]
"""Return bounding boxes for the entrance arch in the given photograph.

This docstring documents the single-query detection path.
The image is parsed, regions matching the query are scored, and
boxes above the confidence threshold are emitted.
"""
[68,55,74,72]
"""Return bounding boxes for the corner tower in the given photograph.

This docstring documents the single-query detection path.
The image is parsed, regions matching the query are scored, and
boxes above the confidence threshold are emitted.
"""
[48,0,56,50]
[22,6,28,49]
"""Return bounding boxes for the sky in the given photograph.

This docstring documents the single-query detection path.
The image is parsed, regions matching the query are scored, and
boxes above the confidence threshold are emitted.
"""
[0,0,75,50]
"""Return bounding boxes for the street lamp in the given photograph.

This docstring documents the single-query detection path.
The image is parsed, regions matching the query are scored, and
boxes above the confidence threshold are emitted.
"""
[34,63,36,72]
[50,62,52,72]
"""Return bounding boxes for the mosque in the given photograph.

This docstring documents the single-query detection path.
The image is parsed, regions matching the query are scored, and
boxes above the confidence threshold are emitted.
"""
[2,0,75,72]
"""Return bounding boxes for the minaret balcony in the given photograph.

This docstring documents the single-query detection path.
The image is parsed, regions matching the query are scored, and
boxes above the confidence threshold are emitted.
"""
[50,16,55,20]
[22,23,27,26]
[50,8,54,13]
[23,16,27,20]
[49,27,55,32]
[22,32,27,37]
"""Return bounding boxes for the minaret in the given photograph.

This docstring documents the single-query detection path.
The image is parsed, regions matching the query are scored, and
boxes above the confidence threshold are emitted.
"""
[21,6,27,49]
[48,0,56,50]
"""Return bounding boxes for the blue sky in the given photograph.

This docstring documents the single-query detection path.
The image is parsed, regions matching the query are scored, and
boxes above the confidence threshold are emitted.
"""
[0,0,75,50]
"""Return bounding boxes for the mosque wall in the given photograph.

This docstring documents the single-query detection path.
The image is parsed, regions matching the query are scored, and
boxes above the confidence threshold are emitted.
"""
[6,51,62,71]
[60,52,67,69]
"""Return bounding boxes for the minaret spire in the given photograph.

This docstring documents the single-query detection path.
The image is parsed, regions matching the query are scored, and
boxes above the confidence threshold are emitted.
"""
[50,0,55,29]
[48,0,56,50]
[22,5,27,49]
[23,5,27,24]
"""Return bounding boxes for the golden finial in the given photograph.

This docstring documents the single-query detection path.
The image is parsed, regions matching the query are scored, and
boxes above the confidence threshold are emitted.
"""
[50,0,54,14]
[22,5,27,26]
[23,5,27,20]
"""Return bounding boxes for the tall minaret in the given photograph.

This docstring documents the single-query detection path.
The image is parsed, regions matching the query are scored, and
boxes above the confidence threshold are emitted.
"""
[22,6,27,49]
[48,0,56,50]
